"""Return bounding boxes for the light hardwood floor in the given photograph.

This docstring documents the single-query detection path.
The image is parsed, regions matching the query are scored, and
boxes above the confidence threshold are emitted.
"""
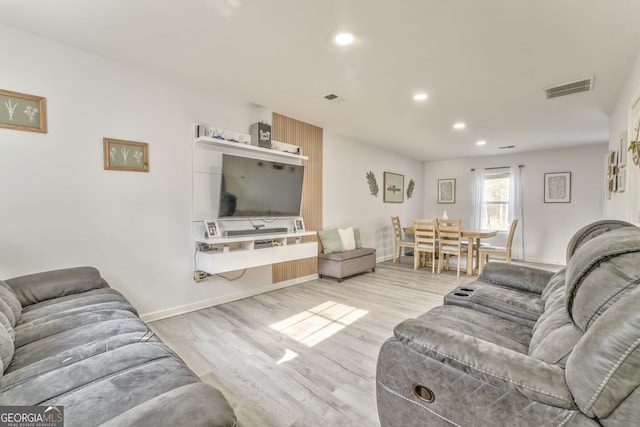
[149,258,544,427]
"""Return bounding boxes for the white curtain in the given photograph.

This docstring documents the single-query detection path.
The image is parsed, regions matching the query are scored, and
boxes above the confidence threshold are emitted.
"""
[471,168,485,229]
[509,165,524,260]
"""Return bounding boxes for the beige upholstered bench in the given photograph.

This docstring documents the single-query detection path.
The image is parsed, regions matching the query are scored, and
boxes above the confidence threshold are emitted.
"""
[318,247,376,282]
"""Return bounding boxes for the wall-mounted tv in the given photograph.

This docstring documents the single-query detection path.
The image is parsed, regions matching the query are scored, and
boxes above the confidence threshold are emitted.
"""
[218,154,304,218]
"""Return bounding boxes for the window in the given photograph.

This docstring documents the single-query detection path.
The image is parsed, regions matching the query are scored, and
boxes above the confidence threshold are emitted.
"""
[481,170,510,230]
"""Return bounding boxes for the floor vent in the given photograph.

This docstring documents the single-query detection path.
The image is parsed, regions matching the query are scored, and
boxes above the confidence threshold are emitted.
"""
[323,93,339,100]
[545,77,593,99]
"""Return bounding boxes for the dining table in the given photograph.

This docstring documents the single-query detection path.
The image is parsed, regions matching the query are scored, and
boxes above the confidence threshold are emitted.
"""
[403,227,498,276]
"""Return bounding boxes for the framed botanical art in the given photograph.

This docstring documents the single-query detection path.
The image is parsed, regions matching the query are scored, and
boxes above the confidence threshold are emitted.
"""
[103,138,149,172]
[383,172,404,203]
[0,88,47,133]
[544,172,571,203]
[437,179,456,204]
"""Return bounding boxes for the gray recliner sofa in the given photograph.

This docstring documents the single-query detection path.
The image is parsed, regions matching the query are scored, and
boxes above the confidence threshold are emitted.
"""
[376,220,640,426]
[0,266,236,427]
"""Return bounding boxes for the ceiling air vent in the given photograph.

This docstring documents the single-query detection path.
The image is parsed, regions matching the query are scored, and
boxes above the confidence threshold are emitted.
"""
[545,77,593,99]
[498,145,515,150]
[323,93,339,100]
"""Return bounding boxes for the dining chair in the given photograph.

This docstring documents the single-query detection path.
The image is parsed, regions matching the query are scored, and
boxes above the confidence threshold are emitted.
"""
[391,216,414,263]
[436,218,468,277]
[412,218,438,273]
[478,219,518,273]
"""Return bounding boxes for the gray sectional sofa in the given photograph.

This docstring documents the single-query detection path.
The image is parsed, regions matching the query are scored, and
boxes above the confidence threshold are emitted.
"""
[0,266,236,427]
[376,220,640,426]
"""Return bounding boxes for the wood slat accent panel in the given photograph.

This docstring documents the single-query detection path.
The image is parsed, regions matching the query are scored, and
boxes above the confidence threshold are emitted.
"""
[272,113,323,283]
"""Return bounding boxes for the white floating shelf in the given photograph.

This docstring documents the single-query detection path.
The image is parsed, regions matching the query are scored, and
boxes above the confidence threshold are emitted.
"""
[194,136,308,160]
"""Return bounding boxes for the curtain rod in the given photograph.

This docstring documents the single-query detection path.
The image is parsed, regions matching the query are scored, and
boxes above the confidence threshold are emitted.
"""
[470,164,524,172]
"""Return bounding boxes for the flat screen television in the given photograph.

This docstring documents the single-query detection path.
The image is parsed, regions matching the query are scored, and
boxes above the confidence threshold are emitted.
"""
[218,154,305,218]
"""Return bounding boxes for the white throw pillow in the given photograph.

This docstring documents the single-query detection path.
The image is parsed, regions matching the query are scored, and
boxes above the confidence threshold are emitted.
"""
[338,227,356,251]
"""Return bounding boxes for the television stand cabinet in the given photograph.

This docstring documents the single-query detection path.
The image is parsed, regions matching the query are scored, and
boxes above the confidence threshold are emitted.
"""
[195,231,317,275]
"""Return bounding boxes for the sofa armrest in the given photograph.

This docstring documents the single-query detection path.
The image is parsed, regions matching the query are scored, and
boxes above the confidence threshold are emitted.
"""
[394,318,576,409]
[5,266,108,306]
[478,263,554,294]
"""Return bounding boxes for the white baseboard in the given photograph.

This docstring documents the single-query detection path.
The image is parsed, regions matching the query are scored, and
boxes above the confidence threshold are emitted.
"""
[520,257,565,266]
[140,273,318,323]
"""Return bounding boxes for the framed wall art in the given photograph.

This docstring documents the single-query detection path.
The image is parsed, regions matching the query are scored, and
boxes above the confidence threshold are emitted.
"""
[103,137,149,172]
[619,131,627,168]
[544,172,571,203]
[437,178,456,204]
[0,88,47,133]
[383,172,404,203]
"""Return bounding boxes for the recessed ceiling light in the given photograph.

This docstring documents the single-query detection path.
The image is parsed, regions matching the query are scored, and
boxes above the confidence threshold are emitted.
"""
[453,122,466,129]
[476,140,486,146]
[334,32,355,46]
[413,93,428,101]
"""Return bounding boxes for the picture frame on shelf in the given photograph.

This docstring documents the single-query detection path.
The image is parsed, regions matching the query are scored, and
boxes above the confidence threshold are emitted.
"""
[103,138,149,172]
[0,88,47,133]
[204,220,220,238]
[544,172,571,203]
[437,178,456,204]
[383,171,404,203]
[294,217,305,232]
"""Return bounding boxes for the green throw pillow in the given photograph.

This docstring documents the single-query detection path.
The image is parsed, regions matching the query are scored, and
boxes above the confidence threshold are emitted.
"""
[353,228,362,249]
[318,228,343,253]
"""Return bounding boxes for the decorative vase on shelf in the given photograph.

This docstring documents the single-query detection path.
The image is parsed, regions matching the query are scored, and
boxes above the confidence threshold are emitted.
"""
[443,210,448,219]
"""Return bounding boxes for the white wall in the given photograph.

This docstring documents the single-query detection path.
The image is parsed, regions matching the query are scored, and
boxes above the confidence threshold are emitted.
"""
[323,132,424,259]
[423,144,607,265]
[0,25,288,320]
[606,47,640,223]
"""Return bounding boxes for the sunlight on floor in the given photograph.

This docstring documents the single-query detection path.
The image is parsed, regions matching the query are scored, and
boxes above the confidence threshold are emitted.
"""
[270,300,369,348]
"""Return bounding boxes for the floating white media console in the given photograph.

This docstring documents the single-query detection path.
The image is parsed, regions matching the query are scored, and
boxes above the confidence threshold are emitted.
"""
[192,123,316,278]
[195,231,317,275]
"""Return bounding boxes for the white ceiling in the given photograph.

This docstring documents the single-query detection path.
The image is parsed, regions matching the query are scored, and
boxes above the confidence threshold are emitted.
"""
[2,0,640,161]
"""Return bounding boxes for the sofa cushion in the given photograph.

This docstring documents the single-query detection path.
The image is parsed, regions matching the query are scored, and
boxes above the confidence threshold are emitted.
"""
[416,305,532,353]
[338,227,356,250]
[317,228,343,253]
[565,227,640,331]
[353,228,362,248]
[529,277,582,367]
[318,247,376,261]
[0,311,13,341]
[565,219,634,262]
[540,268,566,302]
[8,315,147,373]
[18,288,137,325]
[0,324,14,374]
[0,281,21,327]
[565,284,640,419]
[6,266,106,307]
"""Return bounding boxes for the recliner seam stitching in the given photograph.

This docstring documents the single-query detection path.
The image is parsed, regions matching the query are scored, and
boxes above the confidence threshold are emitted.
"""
[472,295,541,315]
[583,335,640,411]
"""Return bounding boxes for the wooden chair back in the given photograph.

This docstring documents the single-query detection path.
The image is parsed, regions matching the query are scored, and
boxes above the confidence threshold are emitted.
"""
[505,219,518,258]
[437,218,463,248]
[413,218,437,247]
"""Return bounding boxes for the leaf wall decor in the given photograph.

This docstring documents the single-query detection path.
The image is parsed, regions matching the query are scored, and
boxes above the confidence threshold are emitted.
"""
[366,171,379,197]
[406,178,415,199]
